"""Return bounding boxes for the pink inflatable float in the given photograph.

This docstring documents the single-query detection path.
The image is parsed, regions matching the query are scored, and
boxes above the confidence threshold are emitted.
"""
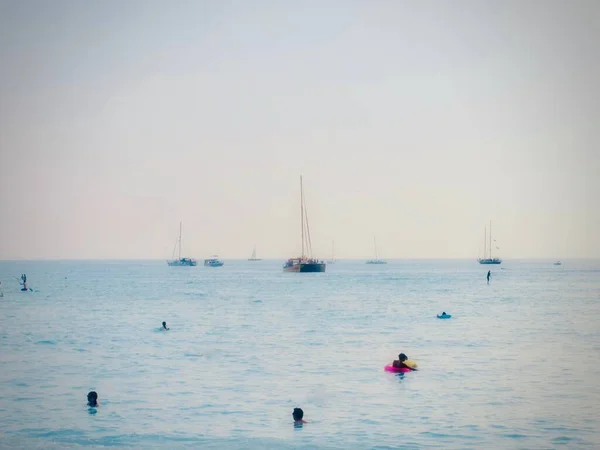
[384,365,411,373]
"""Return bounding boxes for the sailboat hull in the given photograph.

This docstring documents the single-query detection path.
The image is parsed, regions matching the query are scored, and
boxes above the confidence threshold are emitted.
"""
[299,263,326,272]
[168,259,197,266]
[283,262,326,273]
[478,259,502,265]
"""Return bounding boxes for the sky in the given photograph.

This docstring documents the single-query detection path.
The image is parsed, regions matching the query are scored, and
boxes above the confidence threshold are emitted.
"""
[0,0,599,260]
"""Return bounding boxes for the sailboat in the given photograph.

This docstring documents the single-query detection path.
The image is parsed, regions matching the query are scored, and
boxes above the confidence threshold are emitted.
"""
[283,176,326,273]
[248,245,262,261]
[366,236,387,264]
[328,240,336,264]
[167,222,197,266]
[478,221,502,264]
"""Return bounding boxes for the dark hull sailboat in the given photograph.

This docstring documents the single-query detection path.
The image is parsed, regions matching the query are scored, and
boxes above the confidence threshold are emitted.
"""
[478,221,502,265]
[283,176,326,273]
[283,258,326,272]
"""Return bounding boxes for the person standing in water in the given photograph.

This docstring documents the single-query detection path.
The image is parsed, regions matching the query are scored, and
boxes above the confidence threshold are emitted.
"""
[20,274,29,291]
[162,321,169,330]
[487,270,491,284]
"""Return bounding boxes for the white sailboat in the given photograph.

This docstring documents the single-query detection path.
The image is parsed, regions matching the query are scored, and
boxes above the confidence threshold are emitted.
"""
[248,245,262,261]
[366,236,387,264]
[167,222,197,266]
[328,240,336,264]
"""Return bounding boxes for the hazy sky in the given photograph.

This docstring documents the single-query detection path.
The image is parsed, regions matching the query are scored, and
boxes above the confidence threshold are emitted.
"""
[0,0,598,260]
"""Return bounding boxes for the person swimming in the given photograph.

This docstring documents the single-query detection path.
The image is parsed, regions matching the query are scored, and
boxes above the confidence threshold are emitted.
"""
[292,407,307,425]
[392,353,417,371]
[162,321,169,330]
[487,270,491,284]
[87,391,98,407]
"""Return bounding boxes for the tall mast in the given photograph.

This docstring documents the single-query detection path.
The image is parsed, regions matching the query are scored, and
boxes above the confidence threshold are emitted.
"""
[484,226,487,259]
[179,222,182,260]
[374,236,378,260]
[300,176,305,258]
[489,221,492,259]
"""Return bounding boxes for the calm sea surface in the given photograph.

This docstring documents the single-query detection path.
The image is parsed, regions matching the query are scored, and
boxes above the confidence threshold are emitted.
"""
[0,259,599,449]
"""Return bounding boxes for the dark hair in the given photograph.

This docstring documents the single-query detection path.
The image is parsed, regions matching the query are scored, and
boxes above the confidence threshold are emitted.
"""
[399,353,407,362]
[292,408,304,421]
[87,391,98,406]
[162,321,166,326]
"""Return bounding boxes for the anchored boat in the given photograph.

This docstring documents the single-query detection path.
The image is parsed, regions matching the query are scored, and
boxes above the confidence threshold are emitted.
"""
[167,222,197,266]
[366,236,387,264]
[478,221,502,265]
[283,176,326,273]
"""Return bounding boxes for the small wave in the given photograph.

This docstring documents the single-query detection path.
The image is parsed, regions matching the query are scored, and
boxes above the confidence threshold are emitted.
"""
[30,429,86,439]
[183,292,206,297]
[35,340,56,345]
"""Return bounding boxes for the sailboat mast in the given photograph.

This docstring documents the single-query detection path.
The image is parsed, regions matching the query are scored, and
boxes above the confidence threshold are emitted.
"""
[300,176,305,259]
[179,222,182,260]
[484,226,487,259]
[489,221,492,259]
[374,236,378,260]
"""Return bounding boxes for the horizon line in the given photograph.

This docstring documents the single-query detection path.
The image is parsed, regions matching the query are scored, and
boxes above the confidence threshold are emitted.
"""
[0,257,593,262]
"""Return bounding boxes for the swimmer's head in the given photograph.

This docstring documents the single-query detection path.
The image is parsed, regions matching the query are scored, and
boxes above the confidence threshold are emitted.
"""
[399,353,407,362]
[442,312,446,315]
[87,391,98,406]
[292,408,304,422]
[162,321,167,328]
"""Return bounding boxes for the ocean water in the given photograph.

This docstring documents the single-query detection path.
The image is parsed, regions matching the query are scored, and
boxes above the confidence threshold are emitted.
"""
[0,259,599,449]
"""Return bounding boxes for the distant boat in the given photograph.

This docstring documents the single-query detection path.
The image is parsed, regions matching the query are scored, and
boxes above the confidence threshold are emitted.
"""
[204,256,224,267]
[554,261,562,266]
[366,236,387,264]
[248,246,262,261]
[328,240,336,264]
[283,176,326,273]
[478,221,502,265]
[167,222,197,266]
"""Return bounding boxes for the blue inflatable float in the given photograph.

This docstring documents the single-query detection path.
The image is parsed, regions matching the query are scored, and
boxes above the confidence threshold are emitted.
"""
[437,313,451,319]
